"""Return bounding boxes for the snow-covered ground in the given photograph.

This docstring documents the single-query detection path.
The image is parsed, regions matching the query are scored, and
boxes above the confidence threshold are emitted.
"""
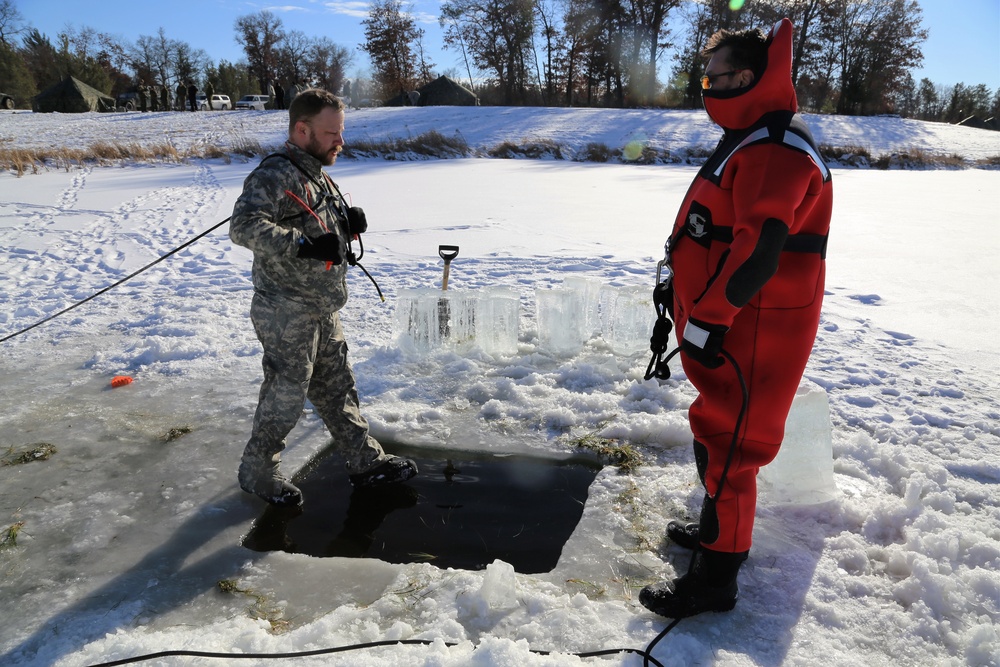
[0,108,998,667]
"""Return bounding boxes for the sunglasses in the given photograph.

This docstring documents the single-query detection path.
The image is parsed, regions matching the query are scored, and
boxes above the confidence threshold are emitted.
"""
[701,69,748,90]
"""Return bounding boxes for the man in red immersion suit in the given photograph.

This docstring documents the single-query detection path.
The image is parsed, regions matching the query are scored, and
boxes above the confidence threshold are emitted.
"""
[640,19,833,618]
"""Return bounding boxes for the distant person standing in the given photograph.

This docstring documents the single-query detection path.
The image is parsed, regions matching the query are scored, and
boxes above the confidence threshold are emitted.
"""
[274,81,285,110]
[137,83,147,112]
[228,89,418,506]
[187,82,197,111]
[160,85,168,112]
[205,81,215,110]
[176,82,186,111]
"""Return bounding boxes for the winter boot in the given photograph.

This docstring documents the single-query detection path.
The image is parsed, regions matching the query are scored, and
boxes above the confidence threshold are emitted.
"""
[349,456,418,489]
[666,520,701,550]
[239,458,303,507]
[639,547,749,618]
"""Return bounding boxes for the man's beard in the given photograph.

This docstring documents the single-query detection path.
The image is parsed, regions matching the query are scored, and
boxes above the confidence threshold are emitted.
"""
[305,136,341,165]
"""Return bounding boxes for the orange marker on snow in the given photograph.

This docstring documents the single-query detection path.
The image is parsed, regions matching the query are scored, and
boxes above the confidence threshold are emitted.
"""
[111,375,134,388]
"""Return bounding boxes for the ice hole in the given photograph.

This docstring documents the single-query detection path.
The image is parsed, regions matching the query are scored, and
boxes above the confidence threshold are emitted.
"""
[242,441,603,574]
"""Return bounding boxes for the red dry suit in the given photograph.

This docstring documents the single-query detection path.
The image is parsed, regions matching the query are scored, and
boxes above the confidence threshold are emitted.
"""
[669,18,833,553]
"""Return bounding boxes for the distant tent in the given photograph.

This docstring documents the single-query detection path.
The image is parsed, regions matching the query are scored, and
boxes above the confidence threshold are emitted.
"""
[32,76,116,113]
[384,76,479,107]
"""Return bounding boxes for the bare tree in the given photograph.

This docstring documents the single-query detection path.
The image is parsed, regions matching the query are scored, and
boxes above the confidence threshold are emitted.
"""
[361,0,425,99]
[626,0,680,104]
[276,29,311,88]
[306,36,353,94]
[234,10,285,94]
[0,0,26,46]
[441,0,536,104]
[813,0,927,115]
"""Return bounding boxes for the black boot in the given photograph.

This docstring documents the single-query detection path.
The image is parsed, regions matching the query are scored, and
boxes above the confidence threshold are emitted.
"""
[349,456,418,488]
[666,520,701,550]
[639,547,748,618]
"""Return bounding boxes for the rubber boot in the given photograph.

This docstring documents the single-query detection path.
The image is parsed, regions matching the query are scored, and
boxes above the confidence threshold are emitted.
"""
[639,547,749,618]
[666,520,701,550]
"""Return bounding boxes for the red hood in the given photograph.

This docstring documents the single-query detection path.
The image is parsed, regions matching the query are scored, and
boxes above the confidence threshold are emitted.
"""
[703,18,798,130]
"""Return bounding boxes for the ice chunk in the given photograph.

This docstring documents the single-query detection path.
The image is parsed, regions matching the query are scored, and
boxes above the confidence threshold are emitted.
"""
[535,287,587,356]
[600,284,653,356]
[395,288,515,355]
[476,559,519,609]
[476,287,520,355]
[759,380,839,504]
[562,276,602,336]
[394,287,444,352]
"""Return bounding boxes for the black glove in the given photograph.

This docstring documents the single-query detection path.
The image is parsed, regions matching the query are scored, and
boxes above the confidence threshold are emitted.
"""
[297,233,343,264]
[681,317,728,369]
[347,206,367,235]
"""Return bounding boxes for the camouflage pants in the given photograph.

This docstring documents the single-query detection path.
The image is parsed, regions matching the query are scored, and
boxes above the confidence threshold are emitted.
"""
[242,292,387,475]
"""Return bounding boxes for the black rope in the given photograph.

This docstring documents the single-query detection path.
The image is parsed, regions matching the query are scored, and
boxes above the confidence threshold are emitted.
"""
[715,349,750,502]
[1,210,388,342]
[82,625,680,667]
[0,218,231,344]
[644,618,683,667]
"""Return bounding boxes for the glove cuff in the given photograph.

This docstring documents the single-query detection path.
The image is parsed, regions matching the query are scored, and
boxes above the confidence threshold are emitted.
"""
[683,321,712,350]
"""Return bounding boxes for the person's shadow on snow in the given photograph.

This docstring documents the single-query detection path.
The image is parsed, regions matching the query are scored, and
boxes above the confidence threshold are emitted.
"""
[0,486,268,666]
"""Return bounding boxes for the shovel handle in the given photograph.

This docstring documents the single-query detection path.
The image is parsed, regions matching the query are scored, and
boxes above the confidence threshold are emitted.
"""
[439,245,459,291]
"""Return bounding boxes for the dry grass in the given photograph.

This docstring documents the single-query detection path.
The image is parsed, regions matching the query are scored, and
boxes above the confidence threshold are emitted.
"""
[578,142,615,162]
[343,129,469,159]
[873,148,967,170]
[488,138,563,160]
[0,137,276,176]
[2,442,57,465]
[1,134,988,177]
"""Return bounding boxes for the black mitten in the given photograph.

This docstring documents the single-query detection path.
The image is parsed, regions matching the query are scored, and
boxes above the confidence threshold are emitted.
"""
[297,233,343,264]
[681,318,727,369]
[347,206,368,235]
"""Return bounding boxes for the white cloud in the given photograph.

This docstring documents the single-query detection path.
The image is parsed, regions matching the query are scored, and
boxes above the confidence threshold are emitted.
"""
[321,1,371,18]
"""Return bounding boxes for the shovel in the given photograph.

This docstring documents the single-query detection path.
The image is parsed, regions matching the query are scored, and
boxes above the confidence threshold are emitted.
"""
[438,245,459,337]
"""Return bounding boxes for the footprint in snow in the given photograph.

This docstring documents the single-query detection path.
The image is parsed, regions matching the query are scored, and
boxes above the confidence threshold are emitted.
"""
[848,294,882,305]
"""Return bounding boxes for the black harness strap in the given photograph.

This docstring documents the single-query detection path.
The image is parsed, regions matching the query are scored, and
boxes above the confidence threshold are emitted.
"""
[258,151,384,301]
[706,226,828,258]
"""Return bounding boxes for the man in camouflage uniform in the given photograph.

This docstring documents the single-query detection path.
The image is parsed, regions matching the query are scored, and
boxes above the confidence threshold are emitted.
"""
[230,88,417,507]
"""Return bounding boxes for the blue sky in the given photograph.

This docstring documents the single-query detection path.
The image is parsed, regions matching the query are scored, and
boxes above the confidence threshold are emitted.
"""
[16,0,1000,91]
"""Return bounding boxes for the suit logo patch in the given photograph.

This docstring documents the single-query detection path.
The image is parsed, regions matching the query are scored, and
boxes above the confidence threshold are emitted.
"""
[688,213,708,238]
[685,201,713,247]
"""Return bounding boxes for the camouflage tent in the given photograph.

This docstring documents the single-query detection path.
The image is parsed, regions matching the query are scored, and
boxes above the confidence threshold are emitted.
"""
[384,76,479,107]
[32,76,115,113]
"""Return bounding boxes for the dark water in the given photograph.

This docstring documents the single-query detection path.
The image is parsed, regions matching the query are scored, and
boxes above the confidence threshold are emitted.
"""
[243,442,603,574]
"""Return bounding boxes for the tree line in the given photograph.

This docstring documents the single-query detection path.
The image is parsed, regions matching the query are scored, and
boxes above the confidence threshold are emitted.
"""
[0,0,997,123]
[0,1,356,110]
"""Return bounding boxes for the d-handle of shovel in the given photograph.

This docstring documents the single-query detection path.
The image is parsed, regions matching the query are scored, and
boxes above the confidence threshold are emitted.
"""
[439,245,459,290]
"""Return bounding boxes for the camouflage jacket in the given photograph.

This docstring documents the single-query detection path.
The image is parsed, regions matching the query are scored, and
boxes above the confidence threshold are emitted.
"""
[230,142,351,312]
